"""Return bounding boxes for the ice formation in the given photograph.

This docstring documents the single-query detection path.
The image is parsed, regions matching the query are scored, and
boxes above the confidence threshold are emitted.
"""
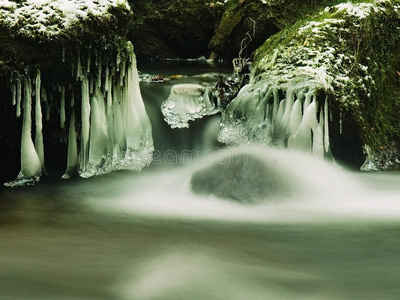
[6,41,154,186]
[218,79,332,158]
[218,0,396,164]
[161,84,218,128]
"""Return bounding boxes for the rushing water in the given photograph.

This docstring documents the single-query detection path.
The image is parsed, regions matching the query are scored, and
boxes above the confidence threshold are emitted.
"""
[1,61,400,300]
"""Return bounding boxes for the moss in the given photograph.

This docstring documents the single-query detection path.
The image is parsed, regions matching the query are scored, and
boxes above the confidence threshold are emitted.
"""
[209,0,346,59]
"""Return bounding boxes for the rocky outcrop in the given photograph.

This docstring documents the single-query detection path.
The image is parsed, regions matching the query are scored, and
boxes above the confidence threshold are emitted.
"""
[128,0,221,59]
[0,0,154,185]
[191,148,293,204]
[218,0,400,169]
[208,0,335,59]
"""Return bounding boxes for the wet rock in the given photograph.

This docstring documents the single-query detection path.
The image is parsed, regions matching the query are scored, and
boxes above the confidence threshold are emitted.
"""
[209,0,335,59]
[128,0,221,59]
[191,152,292,204]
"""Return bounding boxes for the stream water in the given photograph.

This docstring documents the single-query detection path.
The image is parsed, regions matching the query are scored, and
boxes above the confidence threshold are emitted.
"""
[1,61,400,300]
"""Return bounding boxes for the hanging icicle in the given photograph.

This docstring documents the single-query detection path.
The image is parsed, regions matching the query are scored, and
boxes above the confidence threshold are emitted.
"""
[60,85,66,128]
[34,70,45,169]
[20,78,42,179]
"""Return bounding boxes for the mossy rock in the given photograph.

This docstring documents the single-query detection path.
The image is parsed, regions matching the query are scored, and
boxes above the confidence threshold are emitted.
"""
[220,0,400,169]
[208,0,337,59]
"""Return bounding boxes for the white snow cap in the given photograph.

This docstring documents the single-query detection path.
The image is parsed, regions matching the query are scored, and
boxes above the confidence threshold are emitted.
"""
[0,0,130,37]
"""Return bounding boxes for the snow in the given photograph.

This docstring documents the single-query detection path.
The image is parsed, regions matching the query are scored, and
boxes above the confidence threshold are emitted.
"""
[329,2,386,19]
[0,0,130,38]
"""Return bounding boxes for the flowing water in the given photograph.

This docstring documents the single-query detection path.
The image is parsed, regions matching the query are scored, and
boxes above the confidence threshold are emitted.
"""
[1,61,400,300]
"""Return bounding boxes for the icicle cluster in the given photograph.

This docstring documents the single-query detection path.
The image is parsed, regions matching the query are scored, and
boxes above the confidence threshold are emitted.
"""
[6,42,154,186]
[161,84,217,128]
[218,80,332,158]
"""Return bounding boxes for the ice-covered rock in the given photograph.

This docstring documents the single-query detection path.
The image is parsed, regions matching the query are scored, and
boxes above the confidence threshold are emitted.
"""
[1,2,153,186]
[161,84,218,128]
[218,0,400,169]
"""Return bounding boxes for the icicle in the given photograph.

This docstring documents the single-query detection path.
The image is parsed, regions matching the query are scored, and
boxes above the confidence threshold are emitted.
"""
[42,87,47,103]
[62,47,66,63]
[16,79,22,117]
[272,88,279,120]
[76,51,82,81]
[97,58,102,88]
[120,60,126,86]
[87,50,92,73]
[124,42,153,153]
[19,78,42,178]
[80,76,91,171]
[288,101,318,153]
[339,112,343,134]
[116,50,121,72]
[94,49,98,67]
[280,88,295,130]
[70,91,75,108]
[89,76,94,94]
[12,81,16,106]
[313,109,324,158]
[87,88,109,172]
[60,86,66,128]
[360,145,379,171]
[275,99,285,126]
[303,91,312,113]
[288,99,302,136]
[313,123,324,158]
[34,70,45,169]
[112,94,126,151]
[324,97,330,153]
[46,104,51,122]
[105,65,110,92]
[62,111,78,179]
[203,91,214,111]
[107,89,113,115]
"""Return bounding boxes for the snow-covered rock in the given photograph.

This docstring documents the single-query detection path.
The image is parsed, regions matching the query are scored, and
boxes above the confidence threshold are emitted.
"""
[218,0,400,169]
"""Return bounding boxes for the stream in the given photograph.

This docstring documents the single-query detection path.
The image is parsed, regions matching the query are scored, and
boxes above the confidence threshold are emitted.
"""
[1,61,400,300]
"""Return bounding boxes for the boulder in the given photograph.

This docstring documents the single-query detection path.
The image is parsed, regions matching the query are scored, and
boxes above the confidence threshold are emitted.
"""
[208,0,335,59]
[191,151,292,204]
[128,0,221,59]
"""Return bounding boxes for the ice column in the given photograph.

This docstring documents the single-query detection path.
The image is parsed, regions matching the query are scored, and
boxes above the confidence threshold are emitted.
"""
[34,70,45,169]
[19,78,42,179]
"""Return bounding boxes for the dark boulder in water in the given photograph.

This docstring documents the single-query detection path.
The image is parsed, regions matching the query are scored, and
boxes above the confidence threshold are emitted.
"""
[191,152,292,204]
